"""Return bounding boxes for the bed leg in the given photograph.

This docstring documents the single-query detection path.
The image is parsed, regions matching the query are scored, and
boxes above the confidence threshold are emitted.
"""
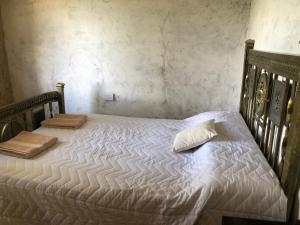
[56,83,65,114]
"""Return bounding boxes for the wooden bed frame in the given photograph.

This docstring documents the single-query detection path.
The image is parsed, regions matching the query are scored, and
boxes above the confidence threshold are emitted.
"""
[0,83,65,142]
[0,40,299,224]
[239,40,300,224]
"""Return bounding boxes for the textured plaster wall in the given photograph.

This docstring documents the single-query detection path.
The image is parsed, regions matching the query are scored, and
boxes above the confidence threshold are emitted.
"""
[1,0,251,119]
[0,7,13,107]
[247,0,300,220]
[247,0,300,54]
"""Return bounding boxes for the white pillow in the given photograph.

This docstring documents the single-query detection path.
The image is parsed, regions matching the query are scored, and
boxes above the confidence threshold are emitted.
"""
[173,119,217,153]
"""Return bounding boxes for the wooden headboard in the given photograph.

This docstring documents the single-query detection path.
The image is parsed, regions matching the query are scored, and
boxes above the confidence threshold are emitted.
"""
[0,83,65,142]
[240,40,300,223]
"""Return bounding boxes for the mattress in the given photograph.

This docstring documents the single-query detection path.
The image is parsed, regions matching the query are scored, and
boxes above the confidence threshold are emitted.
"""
[0,112,287,225]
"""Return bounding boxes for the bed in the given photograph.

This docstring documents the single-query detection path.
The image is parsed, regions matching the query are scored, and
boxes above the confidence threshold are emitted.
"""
[0,40,299,225]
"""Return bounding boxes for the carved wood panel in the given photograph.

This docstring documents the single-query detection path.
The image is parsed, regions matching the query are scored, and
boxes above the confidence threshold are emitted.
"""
[255,72,268,117]
[270,80,289,126]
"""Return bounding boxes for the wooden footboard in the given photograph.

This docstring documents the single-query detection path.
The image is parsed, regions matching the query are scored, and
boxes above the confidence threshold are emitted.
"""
[240,40,300,223]
[0,83,65,142]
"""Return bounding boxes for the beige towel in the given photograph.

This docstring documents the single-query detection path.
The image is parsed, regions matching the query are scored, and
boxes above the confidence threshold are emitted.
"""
[0,131,57,159]
[41,114,87,129]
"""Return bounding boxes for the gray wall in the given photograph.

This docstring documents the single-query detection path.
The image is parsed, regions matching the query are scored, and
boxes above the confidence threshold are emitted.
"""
[0,7,12,107]
[247,0,300,220]
[247,0,300,54]
[1,0,251,119]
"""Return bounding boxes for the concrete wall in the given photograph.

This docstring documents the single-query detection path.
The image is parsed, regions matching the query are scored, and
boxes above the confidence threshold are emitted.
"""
[1,0,251,119]
[247,0,300,54]
[247,0,300,220]
[0,7,12,107]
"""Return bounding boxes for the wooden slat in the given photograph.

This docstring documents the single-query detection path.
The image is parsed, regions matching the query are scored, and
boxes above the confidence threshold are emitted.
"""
[273,79,290,172]
[250,67,259,132]
[267,122,276,161]
[263,118,271,155]
[273,127,282,172]
[49,102,53,118]
[260,73,273,150]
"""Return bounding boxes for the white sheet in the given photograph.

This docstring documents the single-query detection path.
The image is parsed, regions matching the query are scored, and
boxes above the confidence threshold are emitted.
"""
[0,112,286,225]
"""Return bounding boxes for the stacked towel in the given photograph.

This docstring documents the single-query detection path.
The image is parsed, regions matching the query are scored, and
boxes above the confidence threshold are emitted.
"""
[0,131,57,159]
[41,114,87,129]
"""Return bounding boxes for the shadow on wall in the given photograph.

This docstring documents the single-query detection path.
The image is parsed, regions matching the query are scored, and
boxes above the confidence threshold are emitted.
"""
[0,7,13,106]
[1,2,42,99]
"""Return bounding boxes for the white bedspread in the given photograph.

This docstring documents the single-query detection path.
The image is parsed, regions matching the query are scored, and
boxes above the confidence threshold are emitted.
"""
[0,112,286,225]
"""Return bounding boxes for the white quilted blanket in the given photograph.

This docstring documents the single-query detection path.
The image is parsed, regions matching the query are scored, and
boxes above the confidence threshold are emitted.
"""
[0,112,286,225]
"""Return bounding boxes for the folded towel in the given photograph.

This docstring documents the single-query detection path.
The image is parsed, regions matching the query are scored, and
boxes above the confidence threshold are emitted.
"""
[0,131,57,159]
[54,114,87,121]
[41,114,87,129]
